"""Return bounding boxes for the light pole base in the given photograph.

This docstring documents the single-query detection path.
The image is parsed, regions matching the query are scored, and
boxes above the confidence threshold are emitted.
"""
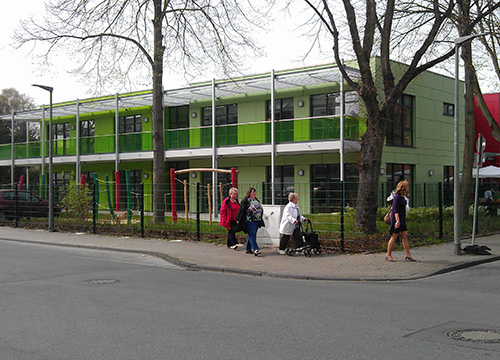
[453,243,462,255]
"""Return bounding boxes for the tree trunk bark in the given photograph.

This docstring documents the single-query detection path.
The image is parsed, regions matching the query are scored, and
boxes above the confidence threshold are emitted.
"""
[354,96,386,233]
[152,0,165,223]
[460,41,475,220]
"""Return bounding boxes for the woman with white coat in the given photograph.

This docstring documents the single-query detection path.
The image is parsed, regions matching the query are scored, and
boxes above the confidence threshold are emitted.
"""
[278,193,307,255]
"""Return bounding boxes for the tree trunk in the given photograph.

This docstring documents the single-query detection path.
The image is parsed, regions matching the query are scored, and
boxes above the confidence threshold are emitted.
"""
[459,41,475,220]
[354,96,386,233]
[152,0,165,223]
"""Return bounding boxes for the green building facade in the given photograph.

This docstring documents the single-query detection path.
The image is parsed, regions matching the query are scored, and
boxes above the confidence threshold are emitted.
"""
[0,59,463,214]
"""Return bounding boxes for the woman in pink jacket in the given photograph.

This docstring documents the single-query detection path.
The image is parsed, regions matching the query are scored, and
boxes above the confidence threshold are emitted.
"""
[220,187,240,249]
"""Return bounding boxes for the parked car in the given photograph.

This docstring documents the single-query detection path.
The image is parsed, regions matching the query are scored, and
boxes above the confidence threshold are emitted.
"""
[0,189,61,220]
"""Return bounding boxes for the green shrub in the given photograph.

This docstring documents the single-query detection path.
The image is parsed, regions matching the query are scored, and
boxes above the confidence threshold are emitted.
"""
[60,183,93,219]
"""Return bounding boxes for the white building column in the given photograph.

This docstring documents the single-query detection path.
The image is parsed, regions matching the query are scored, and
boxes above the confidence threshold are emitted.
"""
[211,78,218,217]
[115,93,120,172]
[76,99,81,184]
[11,111,15,188]
[270,70,276,205]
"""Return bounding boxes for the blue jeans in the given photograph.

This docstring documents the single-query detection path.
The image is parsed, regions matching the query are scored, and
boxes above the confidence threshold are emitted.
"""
[245,221,259,252]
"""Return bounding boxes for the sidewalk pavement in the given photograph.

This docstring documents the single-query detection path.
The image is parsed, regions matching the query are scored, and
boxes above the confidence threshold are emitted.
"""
[1,226,499,281]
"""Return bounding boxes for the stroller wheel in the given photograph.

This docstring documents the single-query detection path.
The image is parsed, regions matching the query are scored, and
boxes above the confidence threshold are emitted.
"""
[286,248,295,256]
[304,248,312,257]
[314,248,322,255]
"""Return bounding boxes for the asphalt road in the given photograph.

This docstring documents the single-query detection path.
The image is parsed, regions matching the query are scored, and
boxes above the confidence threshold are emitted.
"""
[1,240,499,359]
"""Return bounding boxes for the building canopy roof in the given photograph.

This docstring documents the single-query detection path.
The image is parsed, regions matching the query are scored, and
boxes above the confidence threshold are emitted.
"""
[0,63,360,122]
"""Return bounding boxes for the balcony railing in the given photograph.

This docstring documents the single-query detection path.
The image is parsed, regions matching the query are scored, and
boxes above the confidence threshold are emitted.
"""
[0,116,365,160]
[165,115,365,149]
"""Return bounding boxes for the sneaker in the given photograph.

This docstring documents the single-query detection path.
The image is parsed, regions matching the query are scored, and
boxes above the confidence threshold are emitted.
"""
[230,245,238,250]
[278,250,286,255]
[254,250,261,257]
[246,250,253,254]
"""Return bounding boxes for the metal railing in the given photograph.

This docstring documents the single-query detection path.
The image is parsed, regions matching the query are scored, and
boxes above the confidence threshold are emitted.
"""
[3,180,492,254]
[0,115,366,160]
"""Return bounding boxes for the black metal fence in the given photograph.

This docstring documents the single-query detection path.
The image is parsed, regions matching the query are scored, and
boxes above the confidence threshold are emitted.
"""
[2,180,489,253]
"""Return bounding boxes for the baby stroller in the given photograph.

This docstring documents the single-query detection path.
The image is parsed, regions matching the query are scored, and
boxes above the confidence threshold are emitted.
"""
[285,219,322,257]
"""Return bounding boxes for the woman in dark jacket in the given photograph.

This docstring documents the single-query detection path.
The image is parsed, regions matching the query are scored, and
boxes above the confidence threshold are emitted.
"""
[219,187,240,249]
[386,180,415,262]
[235,187,265,256]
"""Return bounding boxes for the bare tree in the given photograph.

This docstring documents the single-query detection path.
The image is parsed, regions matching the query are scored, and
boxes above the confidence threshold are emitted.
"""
[451,1,500,219]
[0,88,37,143]
[300,0,500,233]
[0,88,37,185]
[15,0,266,223]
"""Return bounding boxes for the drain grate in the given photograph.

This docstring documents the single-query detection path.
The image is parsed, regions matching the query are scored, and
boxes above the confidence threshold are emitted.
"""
[445,329,500,344]
[83,279,121,285]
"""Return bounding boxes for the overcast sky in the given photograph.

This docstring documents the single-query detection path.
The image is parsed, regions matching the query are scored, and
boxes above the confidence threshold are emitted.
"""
[0,1,330,107]
[3,2,496,108]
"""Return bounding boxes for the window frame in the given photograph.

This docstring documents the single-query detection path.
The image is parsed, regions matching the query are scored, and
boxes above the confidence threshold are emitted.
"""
[202,104,238,126]
[266,98,294,121]
[168,105,190,129]
[119,114,142,134]
[311,93,339,117]
[52,123,70,140]
[80,119,95,137]
[385,163,414,192]
[386,94,414,147]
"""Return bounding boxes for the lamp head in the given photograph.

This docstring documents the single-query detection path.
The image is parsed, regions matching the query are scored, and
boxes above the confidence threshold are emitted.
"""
[32,84,53,92]
[454,33,488,46]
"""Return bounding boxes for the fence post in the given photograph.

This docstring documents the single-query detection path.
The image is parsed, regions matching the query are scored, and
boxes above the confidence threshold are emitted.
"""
[438,182,443,239]
[125,170,133,223]
[423,183,427,207]
[40,173,46,200]
[196,182,200,241]
[340,180,345,252]
[105,174,114,220]
[140,182,144,238]
[14,185,18,228]
[93,174,98,234]
[261,182,265,203]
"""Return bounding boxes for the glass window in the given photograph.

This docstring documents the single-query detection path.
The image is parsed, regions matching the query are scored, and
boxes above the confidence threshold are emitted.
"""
[167,161,190,212]
[80,120,95,137]
[266,98,294,120]
[311,93,338,116]
[265,165,295,205]
[200,168,233,212]
[344,92,359,117]
[202,104,238,126]
[386,94,414,147]
[169,106,189,129]
[443,103,454,117]
[310,92,359,117]
[119,115,142,134]
[385,163,414,193]
[118,170,143,210]
[310,163,359,213]
[52,123,70,140]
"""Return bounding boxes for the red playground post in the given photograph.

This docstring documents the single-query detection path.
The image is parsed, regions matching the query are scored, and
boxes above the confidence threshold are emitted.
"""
[18,175,25,190]
[115,171,121,211]
[170,168,177,222]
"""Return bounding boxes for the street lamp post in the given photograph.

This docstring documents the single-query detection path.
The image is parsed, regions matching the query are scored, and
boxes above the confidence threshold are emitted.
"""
[32,84,54,231]
[453,33,487,255]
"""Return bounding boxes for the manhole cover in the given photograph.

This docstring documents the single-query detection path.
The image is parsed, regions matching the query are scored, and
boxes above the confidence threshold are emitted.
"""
[83,279,121,285]
[445,329,500,344]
